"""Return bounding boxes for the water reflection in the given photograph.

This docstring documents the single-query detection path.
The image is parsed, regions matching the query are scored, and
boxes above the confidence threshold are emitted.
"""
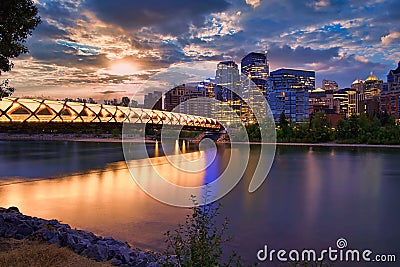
[0,140,124,179]
[0,160,192,251]
[0,144,399,266]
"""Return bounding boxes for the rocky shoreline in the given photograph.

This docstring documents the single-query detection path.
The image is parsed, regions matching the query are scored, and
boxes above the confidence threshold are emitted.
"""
[0,207,164,266]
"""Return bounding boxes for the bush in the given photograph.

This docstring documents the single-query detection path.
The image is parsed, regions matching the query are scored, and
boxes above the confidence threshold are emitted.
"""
[163,194,243,267]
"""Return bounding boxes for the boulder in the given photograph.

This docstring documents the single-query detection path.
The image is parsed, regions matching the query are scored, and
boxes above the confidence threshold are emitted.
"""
[82,243,109,262]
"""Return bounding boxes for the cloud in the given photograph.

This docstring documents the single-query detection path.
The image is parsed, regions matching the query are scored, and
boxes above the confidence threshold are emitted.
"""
[268,45,340,67]
[245,0,261,8]
[83,0,231,35]
[381,32,400,46]
[313,54,389,87]
[100,90,126,95]
[4,0,398,101]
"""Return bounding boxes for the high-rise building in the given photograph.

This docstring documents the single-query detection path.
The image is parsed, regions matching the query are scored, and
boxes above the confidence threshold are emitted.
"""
[333,88,354,117]
[164,82,215,117]
[308,88,340,115]
[178,82,214,117]
[164,85,189,112]
[241,52,269,95]
[387,61,400,92]
[380,61,400,120]
[364,72,383,100]
[347,90,365,116]
[144,91,162,110]
[215,61,240,91]
[215,61,242,124]
[351,78,365,93]
[322,79,338,91]
[267,68,315,123]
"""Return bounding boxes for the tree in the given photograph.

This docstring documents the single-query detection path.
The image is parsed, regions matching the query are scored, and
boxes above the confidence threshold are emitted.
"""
[121,96,130,107]
[0,0,41,74]
[278,111,289,128]
[310,112,332,142]
[0,79,14,98]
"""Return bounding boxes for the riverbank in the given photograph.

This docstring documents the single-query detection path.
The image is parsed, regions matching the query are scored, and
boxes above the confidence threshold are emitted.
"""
[0,133,123,143]
[276,142,400,148]
[2,133,400,148]
[0,207,163,266]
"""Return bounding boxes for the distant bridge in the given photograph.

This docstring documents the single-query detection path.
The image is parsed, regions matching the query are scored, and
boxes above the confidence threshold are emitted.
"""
[0,98,221,130]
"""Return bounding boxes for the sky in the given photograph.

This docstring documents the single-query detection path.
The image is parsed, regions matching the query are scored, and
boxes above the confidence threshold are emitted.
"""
[3,0,400,102]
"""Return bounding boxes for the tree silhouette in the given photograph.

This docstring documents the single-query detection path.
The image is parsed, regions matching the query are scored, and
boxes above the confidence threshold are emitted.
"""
[0,0,40,98]
[0,0,40,73]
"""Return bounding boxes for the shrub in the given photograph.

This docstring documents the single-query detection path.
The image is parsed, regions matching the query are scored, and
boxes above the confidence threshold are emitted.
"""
[162,194,243,267]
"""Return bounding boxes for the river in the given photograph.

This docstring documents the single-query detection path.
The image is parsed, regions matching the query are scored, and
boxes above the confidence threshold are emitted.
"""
[0,140,399,266]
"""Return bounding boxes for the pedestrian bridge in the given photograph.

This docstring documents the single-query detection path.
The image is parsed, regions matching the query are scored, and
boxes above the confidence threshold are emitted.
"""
[0,98,220,130]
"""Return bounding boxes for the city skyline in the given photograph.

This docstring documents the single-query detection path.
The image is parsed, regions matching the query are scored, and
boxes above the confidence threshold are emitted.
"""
[1,0,399,101]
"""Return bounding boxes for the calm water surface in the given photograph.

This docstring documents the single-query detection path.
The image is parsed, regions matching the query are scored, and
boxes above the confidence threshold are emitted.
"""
[0,140,399,266]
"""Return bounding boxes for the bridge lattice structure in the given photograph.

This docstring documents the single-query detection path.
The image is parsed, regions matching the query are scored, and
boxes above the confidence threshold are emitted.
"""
[0,98,220,130]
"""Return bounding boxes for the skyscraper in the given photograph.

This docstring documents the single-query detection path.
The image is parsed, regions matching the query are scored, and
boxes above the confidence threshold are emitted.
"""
[144,91,163,110]
[364,72,383,100]
[241,52,269,95]
[387,61,400,92]
[215,61,240,91]
[215,61,242,124]
[267,68,315,123]
[333,88,355,117]
[178,82,214,117]
[351,78,365,93]
[164,85,186,111]
[380,61,400,120]
[322,79,338,91]
[164,82,215,117]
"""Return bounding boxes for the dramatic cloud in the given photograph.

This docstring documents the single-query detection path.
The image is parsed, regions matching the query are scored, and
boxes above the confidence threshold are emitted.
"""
[83,0,231,34]
[3,0,399,101]
[268,45,340,66]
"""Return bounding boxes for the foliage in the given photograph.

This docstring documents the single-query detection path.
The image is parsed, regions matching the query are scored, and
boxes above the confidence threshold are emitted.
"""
[0,0,41,74]
[276,112,400,145]
[0,79,14,98]
[163,194,244,267]
[309,112,334,143]
[278,111,289,128]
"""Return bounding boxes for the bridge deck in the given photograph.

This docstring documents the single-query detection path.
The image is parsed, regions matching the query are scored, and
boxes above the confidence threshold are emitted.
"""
[0,98,220,129]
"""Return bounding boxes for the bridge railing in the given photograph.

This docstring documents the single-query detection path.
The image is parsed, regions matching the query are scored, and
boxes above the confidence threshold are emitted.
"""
[0,98,221,129]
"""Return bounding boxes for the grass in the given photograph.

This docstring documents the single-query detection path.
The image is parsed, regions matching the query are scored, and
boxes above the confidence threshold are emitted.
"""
[0,237,110,267]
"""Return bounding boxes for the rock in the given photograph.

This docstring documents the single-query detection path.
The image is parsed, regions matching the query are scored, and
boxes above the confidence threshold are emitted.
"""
[135,258,148,267]
[7,207,19,213]
[118,246,131,263]
[0,207,163,265]
[138,251,148,260]
[73,242,88,254]
[40,228,56,241]
[16,222,33,238]
[110,258,122,266]
[147,262,161,267]
[4,227,17,238]
[82,244,109,262]
[48,235,60,245]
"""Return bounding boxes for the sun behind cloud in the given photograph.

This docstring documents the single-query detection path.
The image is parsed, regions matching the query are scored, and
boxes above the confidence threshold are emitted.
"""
[106,62,138,76]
